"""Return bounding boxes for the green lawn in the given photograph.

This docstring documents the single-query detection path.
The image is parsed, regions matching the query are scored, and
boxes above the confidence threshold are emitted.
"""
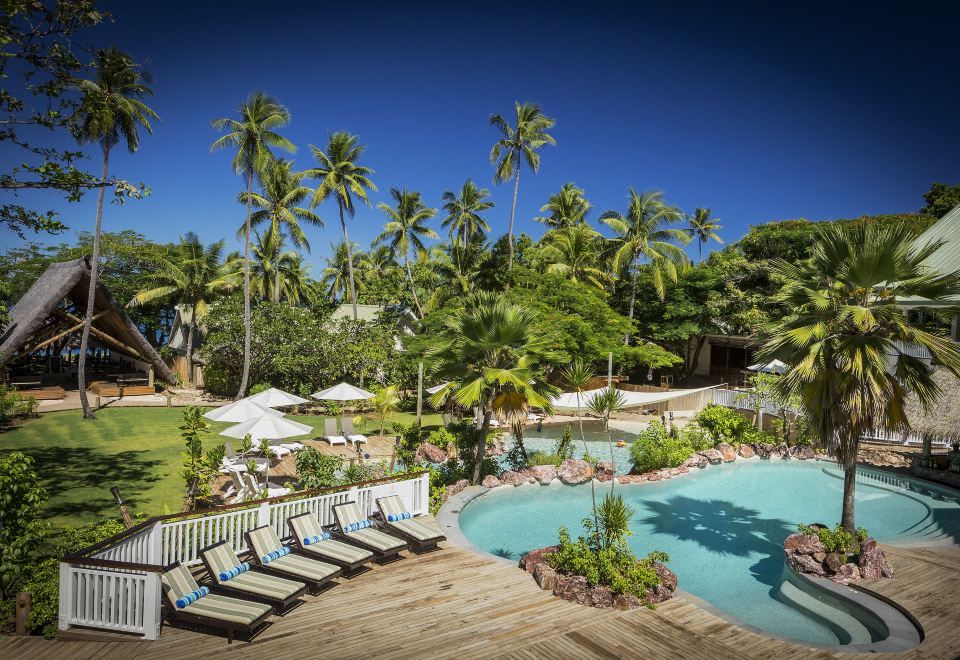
[0,407,442,529]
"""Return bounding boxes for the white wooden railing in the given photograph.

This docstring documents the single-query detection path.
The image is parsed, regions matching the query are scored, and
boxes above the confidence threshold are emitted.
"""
[59,472,430,640]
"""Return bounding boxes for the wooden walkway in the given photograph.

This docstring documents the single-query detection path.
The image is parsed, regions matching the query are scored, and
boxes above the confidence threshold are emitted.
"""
[1,541,958,659]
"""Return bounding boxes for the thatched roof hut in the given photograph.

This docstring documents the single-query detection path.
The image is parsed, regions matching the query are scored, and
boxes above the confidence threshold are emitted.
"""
[905,366,960,442]
[0,257,175,383]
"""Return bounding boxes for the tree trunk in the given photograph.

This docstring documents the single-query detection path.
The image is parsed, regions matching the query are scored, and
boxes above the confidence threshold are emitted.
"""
[236,170,253,400]
[78,146,110,420]
[507,155,520,270]
[624,251,639,346]
[575,394,599,536]
[340,202,358,320]
[698,240,703,262]
[405,255,424,318]
[274,250,281,304]
[185,312,195,385]
[841,456,857,533]
[472,408,492,484]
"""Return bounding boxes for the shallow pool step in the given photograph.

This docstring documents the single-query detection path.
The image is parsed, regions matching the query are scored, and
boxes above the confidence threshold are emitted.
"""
[777,577,874,645]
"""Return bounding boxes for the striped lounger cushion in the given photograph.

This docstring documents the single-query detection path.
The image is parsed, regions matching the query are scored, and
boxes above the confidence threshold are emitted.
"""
[204,543,304,599]
[290,515,374,564]
[162,564,271,624]
[335,502,406,552]
[247,526,340,581]
[379,495,444,541]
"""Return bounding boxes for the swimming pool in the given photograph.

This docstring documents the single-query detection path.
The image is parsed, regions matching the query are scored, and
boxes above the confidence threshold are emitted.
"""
[458,460,960,645]
[504,421,636,474]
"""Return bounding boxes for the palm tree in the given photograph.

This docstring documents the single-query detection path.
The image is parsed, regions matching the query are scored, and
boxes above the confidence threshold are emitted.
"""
[71,47,158,419]
[321,241,363,304]
[686,207,723,261]
[601,189,690,344]
[490,102,556,269]
[131,233,232,383]
[534,182,590,229]
[374,188,439,319]
[307,132,376,320]
[441,180,493,248]
[540,225,612,290]
[358,245,398,281]
[586,386,627,494]
[759,222,960,532]
[227,230,318,305]
[237,159,322,301]
[371,385,401,439]
[559,358,599,528]
[211,92,294,399]
[428,292,557,484]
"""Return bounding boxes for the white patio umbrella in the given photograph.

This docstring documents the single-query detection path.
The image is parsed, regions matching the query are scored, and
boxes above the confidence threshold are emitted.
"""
[746,359,788,375]
[311,382,374,401]
[220,414,313,442]
[204,400,285,423]
[246,387,309,408]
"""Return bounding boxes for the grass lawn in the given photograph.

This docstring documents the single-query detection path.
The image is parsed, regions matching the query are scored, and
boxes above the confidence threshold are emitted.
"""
[0,406,442,529]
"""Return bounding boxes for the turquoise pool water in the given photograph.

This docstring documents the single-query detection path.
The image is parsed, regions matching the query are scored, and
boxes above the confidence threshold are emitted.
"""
[504,421,635,474]
[459,460,960,645]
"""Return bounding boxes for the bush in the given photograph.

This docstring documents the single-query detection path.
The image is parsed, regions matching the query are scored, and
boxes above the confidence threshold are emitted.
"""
[295,448,343,489]
[797,523,869,557]
[249,382,272,395]
[630,422,692,473]
[0,452,47,601]
[426,427,456,451]
[694,405,754,445]
[678,423,712,452]
[554,424,575,460]
[526,451,562,467]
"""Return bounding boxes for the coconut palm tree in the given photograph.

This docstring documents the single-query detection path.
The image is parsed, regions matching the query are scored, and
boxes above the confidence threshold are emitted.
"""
[428,292,557,484]
[307,132,376,321]
[441,180,493,248]
[358,245,398,281]
[540,224,612,290]
[759,222,960,532]
[131,233,232,383]
[321,240,364,304]
[211,92,294,399]
[686,207,723,261]
[374,188,439,319]
[227,230,318,305]
[237,159,322,301]
[534,182,590,229]
[71,47,159,419]
[601,189,690,344]
[489,102,556,269]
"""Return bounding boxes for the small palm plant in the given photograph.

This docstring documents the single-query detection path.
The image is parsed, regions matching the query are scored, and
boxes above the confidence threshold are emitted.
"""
[559,359,599,527]
[586,386,628,493]
[371,385,401,438]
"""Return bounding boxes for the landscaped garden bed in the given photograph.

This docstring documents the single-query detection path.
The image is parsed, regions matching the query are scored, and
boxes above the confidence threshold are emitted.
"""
[784,523,893,585]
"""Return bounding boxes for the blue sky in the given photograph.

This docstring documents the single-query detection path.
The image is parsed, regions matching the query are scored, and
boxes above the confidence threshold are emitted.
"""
[4,1,959,273]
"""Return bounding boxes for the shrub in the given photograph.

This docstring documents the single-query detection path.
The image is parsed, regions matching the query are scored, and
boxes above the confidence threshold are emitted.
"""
[526,451,562,467]
[554,424,575,460]
[678,423,712,452]
[248,382,272,395]
[295,448,343,489]
[426,427,456,451]
[630,422,692,473]
[797,523,869,556]
[0,452,47,601]
[694,405,754,445]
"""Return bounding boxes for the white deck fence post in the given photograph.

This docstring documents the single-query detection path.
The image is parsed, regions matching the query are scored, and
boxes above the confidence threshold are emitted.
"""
[57,562,72,633]
[256,500,271,528]
[142,571,162,640]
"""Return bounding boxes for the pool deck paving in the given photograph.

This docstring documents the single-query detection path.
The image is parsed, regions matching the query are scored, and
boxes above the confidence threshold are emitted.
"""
[1,537,958,659]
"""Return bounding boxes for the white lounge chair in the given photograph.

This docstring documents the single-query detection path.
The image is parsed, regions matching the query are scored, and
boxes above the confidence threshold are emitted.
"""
[243,473,291,499]
[322,418,348,446]
[341,418,368,446]
[252,440,291,459]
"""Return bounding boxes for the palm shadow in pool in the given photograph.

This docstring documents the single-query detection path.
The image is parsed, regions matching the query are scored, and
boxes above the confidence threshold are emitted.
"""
[637,496,795,588]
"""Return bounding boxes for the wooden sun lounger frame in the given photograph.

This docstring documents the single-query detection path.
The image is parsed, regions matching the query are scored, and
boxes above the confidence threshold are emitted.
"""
[161,561,272,644]
[199,540,307,615]
[331,502,409,562]
[286,512,376,575]
[375,497,446,551]
[243,525,342,595]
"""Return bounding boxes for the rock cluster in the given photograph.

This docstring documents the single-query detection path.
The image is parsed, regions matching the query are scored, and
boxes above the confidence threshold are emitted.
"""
[519,547,677,610]
[783,531,893,585]
[557,459,592,484]
[414,442,448,464]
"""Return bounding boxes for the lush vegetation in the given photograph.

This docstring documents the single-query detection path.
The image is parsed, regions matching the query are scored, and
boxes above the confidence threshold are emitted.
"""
[797,523,868,557]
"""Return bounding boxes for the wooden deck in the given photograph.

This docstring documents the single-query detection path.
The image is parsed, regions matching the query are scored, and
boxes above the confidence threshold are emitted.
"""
[1,541,958,659]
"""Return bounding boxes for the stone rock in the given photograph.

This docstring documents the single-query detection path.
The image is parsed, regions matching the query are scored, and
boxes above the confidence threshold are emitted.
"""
[717,442,738,462]
[616,474,648,484]
[832,563,861,584]
[589,585,615,609]
[700,448,723,464]
[499,470,528,487]
[860,538,877,553]
[557,459,591,485]
[787,552,827,577]
[528,465,557,485]
[519,546,557,573]
[755,443,774,459]
[645,563,678,603]
[533,563,558,591]
[414,442,448,464]
[857,541,894,580]
[783,532,825,555]
[646,471,661,482]
[813,552,826,563]
[682,454,707,469]
[655,469,673,480]
[612,593,643,611]
[792,446,816,460]
[481,475,502,489]
[554,575,591,605]
[669,466,688,476]
[824,552,843,575]
[738,444,755,459]
[595,461,616,482]
[443,478,469,501]
[775,443,791,459]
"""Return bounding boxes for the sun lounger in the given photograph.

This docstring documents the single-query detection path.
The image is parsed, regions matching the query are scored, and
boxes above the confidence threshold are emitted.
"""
[332,501,407,561]
[376,495,446,551]
[161,562,272,643]
[199,540,306,614]
[244,525,341,594]
[341,417,368,446]
[287,512,375,574]
[243,473,290,499]
[323,418,348,446]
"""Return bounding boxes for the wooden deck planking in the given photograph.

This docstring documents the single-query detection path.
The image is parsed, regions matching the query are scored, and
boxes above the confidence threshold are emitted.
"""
[1,540,958,659]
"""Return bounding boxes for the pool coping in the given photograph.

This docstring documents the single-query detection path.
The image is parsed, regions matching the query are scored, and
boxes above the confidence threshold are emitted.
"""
[437,471,929,654]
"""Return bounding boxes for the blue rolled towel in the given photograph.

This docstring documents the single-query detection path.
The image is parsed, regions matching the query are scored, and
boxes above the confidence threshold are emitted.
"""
[219,562,249,582]
[303,533,331,545]
[175,586,209,608]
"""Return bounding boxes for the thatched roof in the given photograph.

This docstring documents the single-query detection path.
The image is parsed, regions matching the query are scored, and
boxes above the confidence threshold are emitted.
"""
[905,366,960,440]
[0,257,175,384]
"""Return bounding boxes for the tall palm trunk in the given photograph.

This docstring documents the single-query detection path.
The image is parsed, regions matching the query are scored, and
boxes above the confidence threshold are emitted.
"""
[507,151,521,270]
[185,311,196,385]
[340,202,358,320]
[405,255,424,318]
[624,251,639,346]
[236,170,253,400]
[698,240,703,262]
[78,146,110,419]
[274,254,281,304]
[473,408,492,484]
[841,454,857,533]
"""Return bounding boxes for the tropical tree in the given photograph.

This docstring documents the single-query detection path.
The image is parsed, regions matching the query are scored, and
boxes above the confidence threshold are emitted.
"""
[428,292,556,484]
[211,92,294,398]
[601,189,690,344]
[540,224,612,290]
[759,222,960,532]
[227,230,318,305]
[321,241,363,304]
[586,386,627,493]
[371,385,401,438]
[307,132,376,320]
[131,233,232,383]
[237,159,322,301]
[534,182,590,229]
[374,188,439,318]
[686,207,723,261]
[489,102,556,269]
[441,180,493,248]
[71,47,158,419]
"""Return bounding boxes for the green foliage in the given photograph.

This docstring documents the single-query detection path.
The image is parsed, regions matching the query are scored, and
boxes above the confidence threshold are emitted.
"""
[341,459,389,484]
[249,382,272,395]
[295,448,343,490]
[678,423,713,452]
[526,451,562,467]
[630,421,693,473]
[426,427,456,450]
[694,405,754,445]
[393,421,424,467]
[178,406,218,502]
[554,424,575,460]
[797,523,870,556]
[0,452,48,600]
[371,385,401,437]
[920,182,960,220]
[594,493,633,550]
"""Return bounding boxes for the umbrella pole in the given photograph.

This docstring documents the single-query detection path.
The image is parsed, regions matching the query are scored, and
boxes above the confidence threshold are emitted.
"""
[417,362,423,426]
